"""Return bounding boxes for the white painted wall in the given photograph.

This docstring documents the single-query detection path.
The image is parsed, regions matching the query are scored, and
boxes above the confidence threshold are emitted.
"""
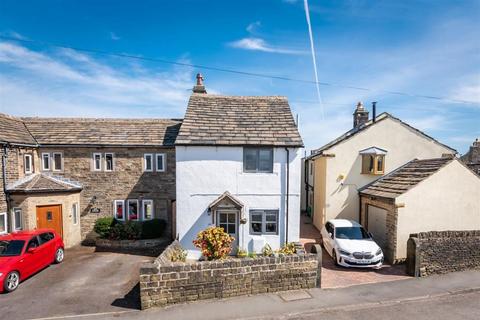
[314,117,454,229]
[176,146,302,258]
[395,160,480,260]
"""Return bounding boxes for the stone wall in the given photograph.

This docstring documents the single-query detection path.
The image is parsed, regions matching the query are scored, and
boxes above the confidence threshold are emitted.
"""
[407,230,480,277]
[38,147,176,241]
[140,241,322,309]
[96,237,170,257]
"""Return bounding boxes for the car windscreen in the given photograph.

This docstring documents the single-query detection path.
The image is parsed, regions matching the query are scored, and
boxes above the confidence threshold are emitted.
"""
[0,240,26,256]
[335,227,370,240]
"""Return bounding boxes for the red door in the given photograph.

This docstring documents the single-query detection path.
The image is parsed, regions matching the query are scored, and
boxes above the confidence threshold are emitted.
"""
[36,205,63,238]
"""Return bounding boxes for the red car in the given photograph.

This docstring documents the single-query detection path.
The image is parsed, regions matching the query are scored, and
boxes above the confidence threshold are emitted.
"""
[0,229,64,293]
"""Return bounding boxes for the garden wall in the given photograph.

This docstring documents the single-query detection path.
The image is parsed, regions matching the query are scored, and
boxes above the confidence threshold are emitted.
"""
[406,230,480,277]
[96,238,170,257]
[139,241,322,309]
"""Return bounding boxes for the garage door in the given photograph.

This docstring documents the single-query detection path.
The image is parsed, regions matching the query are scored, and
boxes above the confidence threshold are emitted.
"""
[367,205,388,249]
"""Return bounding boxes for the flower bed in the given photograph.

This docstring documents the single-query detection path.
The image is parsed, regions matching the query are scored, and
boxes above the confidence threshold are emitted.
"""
[139,241,322,309]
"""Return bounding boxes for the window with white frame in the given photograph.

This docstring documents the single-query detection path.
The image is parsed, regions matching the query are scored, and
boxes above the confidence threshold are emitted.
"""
[0,212,7,234]
[13,208,22,231]
[114,200,125,220]
[249,210,279,235]
[93,153,102,171]
[156,153,166,172]
[142,200,154,220]
[52,152,63,171]
[105,153,114,172]
[72,203,79,225]
[127,199,139,221]
[144,154,153,172]
[42,153,50,171]
[24,154,33,174]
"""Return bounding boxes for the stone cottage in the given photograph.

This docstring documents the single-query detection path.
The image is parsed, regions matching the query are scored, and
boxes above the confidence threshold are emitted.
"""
[175,76,304,258]
[1,113,181,247]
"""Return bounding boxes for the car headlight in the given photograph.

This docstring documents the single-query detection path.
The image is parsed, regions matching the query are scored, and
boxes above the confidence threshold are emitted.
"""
[338,249,351,256]
[376,248,383,256]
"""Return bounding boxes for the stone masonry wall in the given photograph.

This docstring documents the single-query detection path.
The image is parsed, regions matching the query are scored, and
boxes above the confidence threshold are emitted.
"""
[140,241,322,309]
[407,230,480,277]
[38,147,176,241]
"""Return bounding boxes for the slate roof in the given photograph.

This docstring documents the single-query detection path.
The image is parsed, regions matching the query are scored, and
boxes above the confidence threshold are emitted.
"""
[359,157,454,199]
[0,113,37,145]
[7,174,83,194]
[308,113,456,158]
[21,118,182,146]
[175,94,303,147]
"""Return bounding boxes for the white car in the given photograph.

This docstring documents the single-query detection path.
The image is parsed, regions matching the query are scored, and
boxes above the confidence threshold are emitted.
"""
[321,219,384,268]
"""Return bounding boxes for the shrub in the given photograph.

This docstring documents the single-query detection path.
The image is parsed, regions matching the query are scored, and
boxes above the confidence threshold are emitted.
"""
[261,244,274,257]
[109,220,142,240]
[248,252,257,258]
[278,242,297,255]
[193,226,234,260]
[94,217,115,238]
[170,247,187,262]
[141,219,167,239]
[236,248,247,258]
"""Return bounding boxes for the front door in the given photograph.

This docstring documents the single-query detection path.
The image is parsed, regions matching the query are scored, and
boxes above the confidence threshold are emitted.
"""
[217,210,238,252]
[36,205,63,238]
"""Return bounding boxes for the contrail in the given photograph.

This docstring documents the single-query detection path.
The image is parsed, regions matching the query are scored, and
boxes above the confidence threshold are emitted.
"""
[304,0,325,119]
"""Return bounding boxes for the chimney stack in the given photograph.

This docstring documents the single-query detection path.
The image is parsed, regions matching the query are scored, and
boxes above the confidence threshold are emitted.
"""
[353,101,369,128]
[192,73,207,94]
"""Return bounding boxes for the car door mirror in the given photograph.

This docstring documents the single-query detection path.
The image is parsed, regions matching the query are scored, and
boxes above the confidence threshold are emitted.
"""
[27,247,37,254]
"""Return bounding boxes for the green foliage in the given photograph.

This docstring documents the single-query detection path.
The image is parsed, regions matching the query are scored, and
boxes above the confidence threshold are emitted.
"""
[247,252,257,258]
[193,226,234,260]
[109,220,142,240]
[170,247,187,262]
[236,248,247,258]
[278,242,297,255]
[94,217,115,239]
[141,219,167,239]
[261,244,274,257]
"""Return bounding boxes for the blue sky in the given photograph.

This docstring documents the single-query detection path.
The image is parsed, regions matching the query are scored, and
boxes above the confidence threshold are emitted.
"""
[0,0,479,154]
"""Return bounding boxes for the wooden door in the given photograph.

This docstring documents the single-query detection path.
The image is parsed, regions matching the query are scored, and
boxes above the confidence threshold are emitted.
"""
[36,205,63,238]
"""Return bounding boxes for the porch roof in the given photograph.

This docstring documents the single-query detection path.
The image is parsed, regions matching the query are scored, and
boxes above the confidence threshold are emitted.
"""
[208,191,244,210]
[7,173,83,194]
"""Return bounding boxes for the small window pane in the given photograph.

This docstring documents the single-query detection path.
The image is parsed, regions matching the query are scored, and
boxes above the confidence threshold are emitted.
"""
[14,209,22,230]
[156,154,165,172]
[219,223,227,233]
[143,201,153,220]
[265,213,276,222]
[24,155,32,174]
[42,154,50,170]
[251,222,262,233]
[128,201,139,221]
[227,224,236,234]
[265,223,277,233]
[244,148,257,172]
[72,204,78,225]
[144,154,153,171]
[53,153,62,171]
[227,214,235,223]
[0,213,6,233]
[377,156,384,172]
[251,213,262,222]
[105,154,113,171]
[94,154,101,170]
[258,149,273,172]
[219,213,227,223]
[115,201,124,220]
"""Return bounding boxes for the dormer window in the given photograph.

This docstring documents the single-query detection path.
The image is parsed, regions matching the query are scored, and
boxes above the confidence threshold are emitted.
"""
[360,147,387,175]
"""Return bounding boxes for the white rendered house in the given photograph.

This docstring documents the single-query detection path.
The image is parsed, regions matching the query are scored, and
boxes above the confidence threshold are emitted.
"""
[175,76,304,258]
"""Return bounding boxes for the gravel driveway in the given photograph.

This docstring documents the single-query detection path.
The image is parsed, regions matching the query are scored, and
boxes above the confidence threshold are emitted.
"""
[0,246,151,320]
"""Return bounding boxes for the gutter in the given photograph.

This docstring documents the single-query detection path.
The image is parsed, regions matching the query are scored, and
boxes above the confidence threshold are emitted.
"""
[285,147,290,244]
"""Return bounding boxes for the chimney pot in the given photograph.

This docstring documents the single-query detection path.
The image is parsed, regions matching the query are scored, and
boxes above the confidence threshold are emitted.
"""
[193,73,207,94]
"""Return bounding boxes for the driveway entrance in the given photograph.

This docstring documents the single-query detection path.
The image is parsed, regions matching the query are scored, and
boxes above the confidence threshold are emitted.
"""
[299,214,410,288]
[0,246,150,320]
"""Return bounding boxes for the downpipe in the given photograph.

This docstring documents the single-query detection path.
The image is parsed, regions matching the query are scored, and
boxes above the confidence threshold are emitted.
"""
[285,147,290,244]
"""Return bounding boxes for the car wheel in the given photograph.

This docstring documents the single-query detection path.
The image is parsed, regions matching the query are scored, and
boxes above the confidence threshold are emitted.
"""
[332,250,339,266]
[4,271,20,293]
[54,248,64,264]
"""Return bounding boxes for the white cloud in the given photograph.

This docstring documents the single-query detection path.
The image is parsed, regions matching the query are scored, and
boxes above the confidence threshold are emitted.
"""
[246,21,261,34]
[0,41,194,118]
[110,32,120,41]
[450,81,480,105]
[229,37,306,55]
[0,30,28,40]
